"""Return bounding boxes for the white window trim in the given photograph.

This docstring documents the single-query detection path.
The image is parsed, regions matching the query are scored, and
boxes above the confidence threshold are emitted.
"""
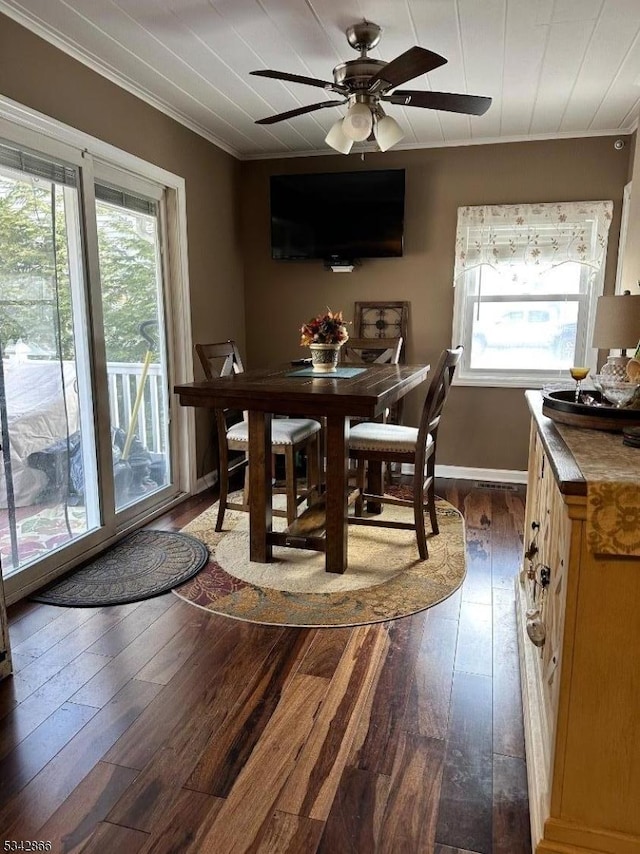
[615,181,632,295]
[451,201,612,388]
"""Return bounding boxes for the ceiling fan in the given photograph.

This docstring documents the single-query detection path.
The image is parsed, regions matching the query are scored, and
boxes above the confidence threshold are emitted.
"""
[251,20,492,154]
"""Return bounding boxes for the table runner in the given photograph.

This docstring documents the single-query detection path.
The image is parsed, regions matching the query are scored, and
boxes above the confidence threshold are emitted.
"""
[287,366,367,378]
[555,423,640,556]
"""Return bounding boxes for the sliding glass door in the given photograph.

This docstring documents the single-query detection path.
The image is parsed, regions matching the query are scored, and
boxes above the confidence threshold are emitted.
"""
[0,131,184,599]
[0,147,100,577]
[94,180,171,515]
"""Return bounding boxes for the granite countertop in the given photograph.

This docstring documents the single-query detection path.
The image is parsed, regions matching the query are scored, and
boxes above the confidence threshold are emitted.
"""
[526,391,585,496]
[527,391,640,491]
[526,390,640,556]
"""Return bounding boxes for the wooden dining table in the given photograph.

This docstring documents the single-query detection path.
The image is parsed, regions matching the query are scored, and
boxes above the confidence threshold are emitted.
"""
[174,361,430,574]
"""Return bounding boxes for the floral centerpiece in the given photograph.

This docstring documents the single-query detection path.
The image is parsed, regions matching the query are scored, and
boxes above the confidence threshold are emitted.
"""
[300,309,350,347]
[300,309,350,373]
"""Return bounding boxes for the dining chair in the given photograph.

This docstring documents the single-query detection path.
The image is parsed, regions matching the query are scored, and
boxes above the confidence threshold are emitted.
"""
[348,346,463,559]
[195,341,322,531]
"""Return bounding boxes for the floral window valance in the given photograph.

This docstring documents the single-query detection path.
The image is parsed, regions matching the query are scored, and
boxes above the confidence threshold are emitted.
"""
[453,200,613,282]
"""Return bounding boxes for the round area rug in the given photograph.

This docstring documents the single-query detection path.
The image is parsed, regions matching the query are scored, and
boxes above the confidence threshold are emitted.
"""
[31,530,209,607]
[174,494,466,627]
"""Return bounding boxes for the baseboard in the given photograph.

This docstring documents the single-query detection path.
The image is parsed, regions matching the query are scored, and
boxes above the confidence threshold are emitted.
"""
[194,466,527,494]
[401,464,528,484]
[542,818,640,854]
[195,470,218,494]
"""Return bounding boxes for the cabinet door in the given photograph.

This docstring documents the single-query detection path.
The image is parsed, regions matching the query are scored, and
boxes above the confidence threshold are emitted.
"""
[522,424,545,605]
[521,428,570,751]
[538,477,570,741]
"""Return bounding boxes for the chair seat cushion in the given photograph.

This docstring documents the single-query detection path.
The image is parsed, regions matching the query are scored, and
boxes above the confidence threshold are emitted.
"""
[349,422,433,453]
[227,417,321,447]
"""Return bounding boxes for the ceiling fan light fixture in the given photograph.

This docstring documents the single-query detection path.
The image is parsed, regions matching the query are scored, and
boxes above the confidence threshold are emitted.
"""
[325,119,354,154]
[342,101,373,141]
[374,114,405,151]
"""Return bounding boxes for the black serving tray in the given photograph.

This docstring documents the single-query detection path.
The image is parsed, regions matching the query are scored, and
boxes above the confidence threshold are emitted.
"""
[623,427,640,448]
[542,389,640,432]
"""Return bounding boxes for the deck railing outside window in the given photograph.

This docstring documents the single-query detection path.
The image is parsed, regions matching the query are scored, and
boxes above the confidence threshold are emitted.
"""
[106,361,165,454]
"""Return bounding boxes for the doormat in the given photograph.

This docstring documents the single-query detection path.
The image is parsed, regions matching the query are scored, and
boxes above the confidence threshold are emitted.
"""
[31,529,209,607]
[174,493,466,627]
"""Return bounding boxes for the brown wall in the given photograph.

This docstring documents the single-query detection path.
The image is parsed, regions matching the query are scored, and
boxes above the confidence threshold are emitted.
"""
[240,138,631,471]
[0,12,245,474]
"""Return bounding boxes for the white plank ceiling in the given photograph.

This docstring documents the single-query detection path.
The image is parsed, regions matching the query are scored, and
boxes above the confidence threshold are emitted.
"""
[1,0,639,159]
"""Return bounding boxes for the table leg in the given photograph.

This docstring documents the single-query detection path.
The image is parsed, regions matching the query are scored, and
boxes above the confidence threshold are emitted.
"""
[249,411,273,563]
[366,460,383,514]
[324,414,349,574]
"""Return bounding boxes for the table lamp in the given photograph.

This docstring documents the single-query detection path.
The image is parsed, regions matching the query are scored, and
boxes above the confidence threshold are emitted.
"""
[592,292,640,378]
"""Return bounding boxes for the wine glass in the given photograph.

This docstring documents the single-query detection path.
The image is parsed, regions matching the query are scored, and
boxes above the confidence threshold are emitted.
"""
[569,366,590,403]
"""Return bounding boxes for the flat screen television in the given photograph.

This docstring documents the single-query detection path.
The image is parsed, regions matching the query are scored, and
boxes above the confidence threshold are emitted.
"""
[270,169,405,262]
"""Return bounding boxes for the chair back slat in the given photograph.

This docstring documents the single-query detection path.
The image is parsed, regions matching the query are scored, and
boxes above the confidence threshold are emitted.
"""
[340,337,403,365]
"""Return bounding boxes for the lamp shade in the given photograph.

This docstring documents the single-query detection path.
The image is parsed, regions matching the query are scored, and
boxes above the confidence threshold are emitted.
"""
[592,294,640,350]
[325,120,353,154]
[342,102,373,141]
[374,114,405,152]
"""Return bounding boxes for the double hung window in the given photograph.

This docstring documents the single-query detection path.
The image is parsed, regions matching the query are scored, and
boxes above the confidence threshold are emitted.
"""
[451,201,613,386]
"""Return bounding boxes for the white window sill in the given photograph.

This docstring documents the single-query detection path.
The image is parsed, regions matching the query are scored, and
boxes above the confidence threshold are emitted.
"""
[453,374,574,389]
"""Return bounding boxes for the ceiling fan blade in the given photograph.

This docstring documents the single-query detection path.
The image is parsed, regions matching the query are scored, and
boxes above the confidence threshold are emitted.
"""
[255,100,345,125]
[383,89,492,116]
[251,69,341,91]
[367,46,447,92]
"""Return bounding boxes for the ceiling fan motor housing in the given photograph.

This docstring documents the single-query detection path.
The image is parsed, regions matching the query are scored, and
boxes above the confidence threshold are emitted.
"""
[333,58,386,91]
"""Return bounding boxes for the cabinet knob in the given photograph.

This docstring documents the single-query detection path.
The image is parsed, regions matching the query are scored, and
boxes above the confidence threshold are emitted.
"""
[531,521,540,531]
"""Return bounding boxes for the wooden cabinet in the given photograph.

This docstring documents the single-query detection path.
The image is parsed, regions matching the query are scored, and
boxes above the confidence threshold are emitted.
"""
[517,392,640,854]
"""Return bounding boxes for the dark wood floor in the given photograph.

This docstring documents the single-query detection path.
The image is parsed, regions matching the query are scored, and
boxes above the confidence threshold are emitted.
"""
[0,479,531,854]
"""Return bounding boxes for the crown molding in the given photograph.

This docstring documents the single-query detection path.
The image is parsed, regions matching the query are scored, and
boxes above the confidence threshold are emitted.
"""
[0,2,239,159]
[239,125,639,160]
